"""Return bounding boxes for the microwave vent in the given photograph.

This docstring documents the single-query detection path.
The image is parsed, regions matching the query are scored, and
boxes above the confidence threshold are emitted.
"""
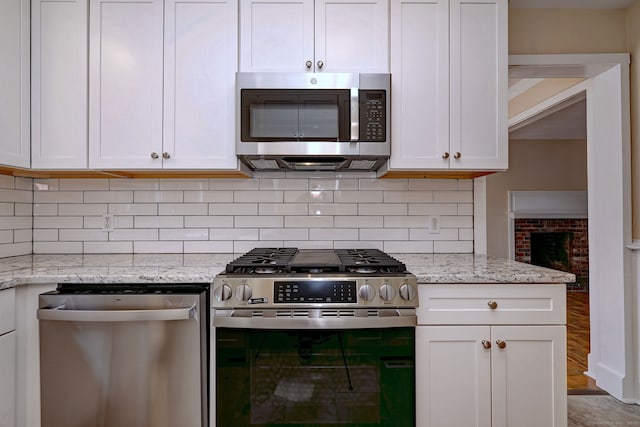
[249,159,280,170]
[348,159,378,169]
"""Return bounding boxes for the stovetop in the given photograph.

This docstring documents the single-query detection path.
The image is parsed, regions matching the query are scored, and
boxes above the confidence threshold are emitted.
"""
[224,248,408,275]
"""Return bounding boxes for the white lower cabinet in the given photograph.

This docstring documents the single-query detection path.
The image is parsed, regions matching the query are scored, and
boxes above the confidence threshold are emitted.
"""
[416,284,567,427]
[0,288,16,427]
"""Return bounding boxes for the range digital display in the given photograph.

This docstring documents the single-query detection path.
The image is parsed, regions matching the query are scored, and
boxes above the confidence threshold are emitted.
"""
[274,280,356,303]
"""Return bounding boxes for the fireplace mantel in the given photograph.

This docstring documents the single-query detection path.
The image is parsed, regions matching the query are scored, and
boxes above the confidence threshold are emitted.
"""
[508,191,588,219]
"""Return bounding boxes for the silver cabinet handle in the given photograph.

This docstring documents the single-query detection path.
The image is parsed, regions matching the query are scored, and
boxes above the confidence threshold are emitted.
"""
[305,60,312,69]
[37,306,196,322]
[317,60,324,69]
[151,152,159,159]
[162,152,171,159]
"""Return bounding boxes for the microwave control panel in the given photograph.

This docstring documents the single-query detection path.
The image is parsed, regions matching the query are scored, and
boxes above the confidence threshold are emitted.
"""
[359,90,386,142]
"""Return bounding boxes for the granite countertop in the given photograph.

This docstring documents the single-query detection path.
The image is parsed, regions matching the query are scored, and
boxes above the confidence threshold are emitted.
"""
[0,253,575,290]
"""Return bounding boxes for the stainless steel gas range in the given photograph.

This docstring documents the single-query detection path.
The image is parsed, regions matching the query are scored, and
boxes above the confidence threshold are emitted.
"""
[212,248,418,427]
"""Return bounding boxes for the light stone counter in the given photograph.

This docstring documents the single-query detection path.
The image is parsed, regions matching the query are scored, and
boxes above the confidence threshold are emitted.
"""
[0,253,575,291]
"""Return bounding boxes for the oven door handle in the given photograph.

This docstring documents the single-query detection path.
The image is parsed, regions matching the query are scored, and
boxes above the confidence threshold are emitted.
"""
[37,305,197,322]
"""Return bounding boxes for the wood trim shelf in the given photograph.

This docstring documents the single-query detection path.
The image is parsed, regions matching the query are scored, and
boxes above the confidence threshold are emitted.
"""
[0,166,251,179]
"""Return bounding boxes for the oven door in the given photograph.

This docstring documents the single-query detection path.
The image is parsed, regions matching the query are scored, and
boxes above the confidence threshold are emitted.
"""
[216,327,415,426]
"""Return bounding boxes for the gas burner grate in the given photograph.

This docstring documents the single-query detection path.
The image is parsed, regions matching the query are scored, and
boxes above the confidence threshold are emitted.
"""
[336,249,407,273]
[225,247,298,273]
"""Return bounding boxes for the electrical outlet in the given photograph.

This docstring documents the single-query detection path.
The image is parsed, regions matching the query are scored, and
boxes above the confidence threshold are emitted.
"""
[428,215,441,234]
[101,213,114,232]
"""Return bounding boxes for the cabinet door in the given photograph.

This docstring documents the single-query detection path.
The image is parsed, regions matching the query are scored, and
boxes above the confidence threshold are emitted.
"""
[0,332,16,427]
[491,325,567,427]
[239,0,314,72]
[416,326,491,427]
[0,0,30,168]
[389,0,448,169]
[32,0,88,169]
[449,0,507,170]
[315,0,388,73]
[164,0,239,169]
[89,0,164,169]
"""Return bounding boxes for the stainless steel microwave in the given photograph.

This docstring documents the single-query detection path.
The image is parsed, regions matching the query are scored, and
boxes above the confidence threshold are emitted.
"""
[236,72,390,171]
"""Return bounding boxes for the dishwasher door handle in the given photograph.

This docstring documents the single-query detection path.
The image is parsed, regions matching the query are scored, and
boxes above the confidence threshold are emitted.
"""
[37,305,197,322]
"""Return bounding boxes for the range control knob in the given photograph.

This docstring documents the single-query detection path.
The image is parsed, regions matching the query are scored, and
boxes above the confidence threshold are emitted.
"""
[399,283,417,301]
[235,284,253,301]
[359,283,376,301]
[213,284,232,302]
[379,283,396,302]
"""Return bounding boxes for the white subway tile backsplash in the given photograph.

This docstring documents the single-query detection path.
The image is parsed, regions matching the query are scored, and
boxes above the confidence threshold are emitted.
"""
[0,242,31,257]
[334,191,382,203]
[259,203,308,216]
[360,228,408,241]
[384,241,434,253]
[308,203,357,216]
[235,216,283,228]
[135,216,184,228]
[134,191,184,203]
[309,228,358,241]
[34,191,82,204]
[84,191,134,203]
[358,203,407,216]
[185,216,233,228]
[184,191,233,203]
[234,191,283,203]
[260,228,308,241]
[134,241,183,253]
[210,228,258,241]
[158,203,207,216]
[209,203,257,216]
[384,191,433,203]
[285,216,333,228]
[434,241,474,253]
[4,174,475,255]
[185,240,233,253]
[84,241,133,253]
[284,191,334,203]
[160,228,208,241]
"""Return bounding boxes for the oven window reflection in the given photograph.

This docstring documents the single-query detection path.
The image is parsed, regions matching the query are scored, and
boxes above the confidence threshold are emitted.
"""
[216,328,415,426]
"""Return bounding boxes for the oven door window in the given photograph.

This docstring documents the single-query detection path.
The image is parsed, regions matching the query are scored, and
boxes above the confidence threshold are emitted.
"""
[241,89,351,142]
[216,328,415,426]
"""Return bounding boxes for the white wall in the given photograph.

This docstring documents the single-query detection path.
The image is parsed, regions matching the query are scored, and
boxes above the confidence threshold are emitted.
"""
[0,175,32,257]
[28,172,475,254]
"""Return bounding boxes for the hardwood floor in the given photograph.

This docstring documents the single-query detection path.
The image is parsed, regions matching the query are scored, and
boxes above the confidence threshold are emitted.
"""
[566,290,603,393]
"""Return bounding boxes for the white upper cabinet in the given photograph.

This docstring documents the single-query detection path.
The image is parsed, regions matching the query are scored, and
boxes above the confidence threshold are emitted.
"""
[32,0,88,169]
[89,0,239,170]
[163,0,238,169]
[389,0,507,171]
[239,0,388,72]
[89,0,164,169]
[0,0,30,168]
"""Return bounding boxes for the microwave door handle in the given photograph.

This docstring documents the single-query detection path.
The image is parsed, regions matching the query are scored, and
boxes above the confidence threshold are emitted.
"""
[350,87,359,141]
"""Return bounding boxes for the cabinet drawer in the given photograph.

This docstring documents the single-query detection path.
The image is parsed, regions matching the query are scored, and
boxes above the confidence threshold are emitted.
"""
[0,288,16,335]
[417,284,566,325]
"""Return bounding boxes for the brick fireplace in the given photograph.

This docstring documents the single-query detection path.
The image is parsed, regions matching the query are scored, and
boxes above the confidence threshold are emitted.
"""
[509,191,589,290]
[514,218,589,289]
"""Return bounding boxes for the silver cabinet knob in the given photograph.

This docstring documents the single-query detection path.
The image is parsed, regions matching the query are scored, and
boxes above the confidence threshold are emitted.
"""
[399,283,416,301]
[317,60,324,69]
[151,152,159,159]
[442,152,450,159]
[162,152,171,159]
[214,284,232,302]
[453,152,461,159]
[236,284,252,301]
[379,283,396,302]
[305,60,313,69]
[358,283,376,301]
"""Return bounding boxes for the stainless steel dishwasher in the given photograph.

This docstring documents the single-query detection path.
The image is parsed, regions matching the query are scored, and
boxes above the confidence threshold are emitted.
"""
[38,283,209,427]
